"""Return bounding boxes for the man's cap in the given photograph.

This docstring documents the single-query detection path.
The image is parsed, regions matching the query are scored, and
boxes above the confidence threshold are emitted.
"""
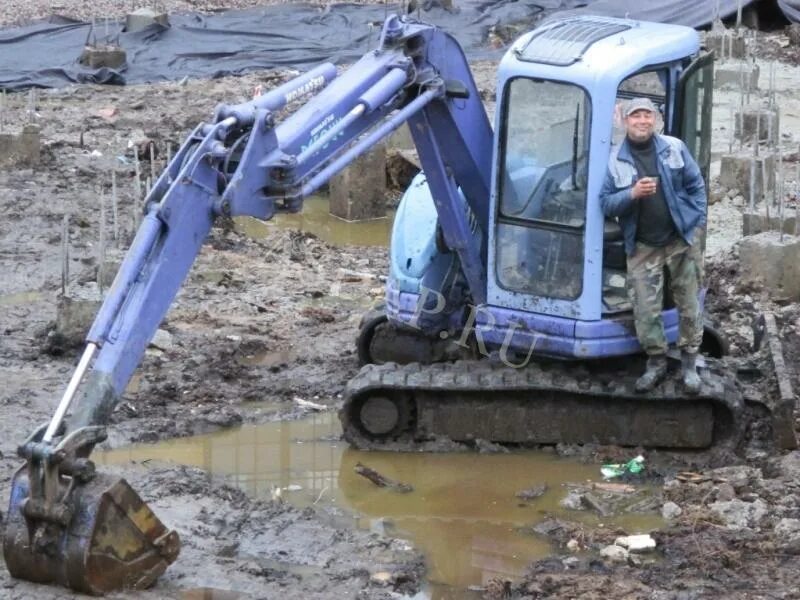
[624,97,658,117]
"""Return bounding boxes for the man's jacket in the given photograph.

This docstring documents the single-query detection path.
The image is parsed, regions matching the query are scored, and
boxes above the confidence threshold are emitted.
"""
[599,134,706,256]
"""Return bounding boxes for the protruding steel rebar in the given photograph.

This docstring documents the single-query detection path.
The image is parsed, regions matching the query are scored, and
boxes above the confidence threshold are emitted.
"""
[736,0,743,30]
[778,130,784,242]
[762,156,770,226]
[133,144,142,230]
[61,214,69,297]
[111,170,119,243]
[99,184,107,294]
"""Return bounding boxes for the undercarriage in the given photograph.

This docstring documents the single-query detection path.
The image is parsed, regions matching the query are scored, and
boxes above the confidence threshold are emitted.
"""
[341,317,795,453]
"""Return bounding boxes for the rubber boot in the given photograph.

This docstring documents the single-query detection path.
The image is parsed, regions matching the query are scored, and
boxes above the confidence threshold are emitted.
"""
[681,350,702,395]
[635,354,668,393]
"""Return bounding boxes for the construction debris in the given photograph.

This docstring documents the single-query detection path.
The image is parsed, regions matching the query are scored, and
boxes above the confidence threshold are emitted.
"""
[354,463,413,493]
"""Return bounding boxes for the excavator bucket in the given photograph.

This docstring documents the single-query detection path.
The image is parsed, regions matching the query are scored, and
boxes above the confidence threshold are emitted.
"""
[3,467,180,595]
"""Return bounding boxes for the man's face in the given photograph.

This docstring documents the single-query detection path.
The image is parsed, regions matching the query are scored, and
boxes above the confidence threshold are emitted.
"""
[625,109,656,143]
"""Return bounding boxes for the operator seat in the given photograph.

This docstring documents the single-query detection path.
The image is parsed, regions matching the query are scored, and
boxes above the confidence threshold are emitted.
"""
[603,218,625,270]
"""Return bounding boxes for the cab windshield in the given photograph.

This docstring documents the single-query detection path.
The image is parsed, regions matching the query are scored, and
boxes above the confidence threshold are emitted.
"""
[496,78,590,300]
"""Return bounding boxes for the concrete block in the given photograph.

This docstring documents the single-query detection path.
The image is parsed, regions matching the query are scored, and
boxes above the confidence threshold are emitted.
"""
[0,125,41,166]
[55,287,103,347]
[79,44,127,69]
[739,232,800,301]
[97,259,122,289]
[788,24,800,46]
[715,61,759,90]
[734,104,779,144]
[705,30,748,60]
[125,7,170,33]
[719,152,775,204]
[743,210,798,236]
[329,145,386,221]
[386,123,415,152]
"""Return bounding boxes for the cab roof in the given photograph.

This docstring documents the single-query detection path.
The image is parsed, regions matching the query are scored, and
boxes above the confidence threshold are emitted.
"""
[503,15,700,86]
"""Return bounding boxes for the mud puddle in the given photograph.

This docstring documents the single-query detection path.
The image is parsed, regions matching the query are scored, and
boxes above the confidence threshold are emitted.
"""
[98,413,662,598]
[234,195,392,247]
[0,291,41,306]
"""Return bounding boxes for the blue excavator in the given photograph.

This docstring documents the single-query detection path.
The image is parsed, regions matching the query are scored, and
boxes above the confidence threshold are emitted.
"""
[3,13,793,596]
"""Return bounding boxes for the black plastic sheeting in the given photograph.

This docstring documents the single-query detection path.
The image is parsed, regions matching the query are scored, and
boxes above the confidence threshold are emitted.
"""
[0,0,787,91]
[553,0,761,26]
[0,0,560,90]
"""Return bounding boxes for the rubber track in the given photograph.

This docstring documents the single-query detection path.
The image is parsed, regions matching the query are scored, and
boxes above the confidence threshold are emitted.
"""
[340,358,744,450]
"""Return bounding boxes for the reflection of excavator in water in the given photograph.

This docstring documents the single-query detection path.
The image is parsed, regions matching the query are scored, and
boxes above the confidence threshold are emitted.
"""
[3,13,795,596]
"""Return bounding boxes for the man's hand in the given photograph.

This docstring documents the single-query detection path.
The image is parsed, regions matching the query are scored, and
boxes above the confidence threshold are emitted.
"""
[631,177,657,199]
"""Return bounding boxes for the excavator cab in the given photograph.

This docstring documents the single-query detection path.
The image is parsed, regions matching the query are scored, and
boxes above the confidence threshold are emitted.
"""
[379,16,716,361]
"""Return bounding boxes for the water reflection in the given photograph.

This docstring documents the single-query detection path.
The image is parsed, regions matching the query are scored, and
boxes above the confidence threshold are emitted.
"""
[98,413,662,597]
[234,195,392,247]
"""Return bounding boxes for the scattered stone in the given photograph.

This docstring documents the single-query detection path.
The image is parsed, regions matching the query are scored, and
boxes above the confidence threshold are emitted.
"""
[531,518,568,537]
[474,438,509,454]
[600,544,629,562]
[560,491,585,511]
[774,451,800,481]
[709,498,768,530]
[217,542,239,558]
[516,483,548,501]
[774,518,800,554]
[562,556,580,569]
[566,538,580,553]
[715,482,737,502]
[95,107,119,120]
[150,328,175,352]
[662,501,682,520]
[370,571,392,586]
[614,534,656,553]
[580,492,610,517]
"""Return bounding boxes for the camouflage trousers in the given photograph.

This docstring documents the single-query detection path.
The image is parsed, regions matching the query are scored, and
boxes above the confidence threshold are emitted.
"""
[626,233,705,356]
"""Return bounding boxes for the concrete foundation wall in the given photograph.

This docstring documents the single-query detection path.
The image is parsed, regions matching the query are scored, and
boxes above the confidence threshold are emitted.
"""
[739,232,800,301]
[718,152,775,203]
[734,105,779,144]
[329,145,386,221]
[0,124,40,166]
[743,210,799,237]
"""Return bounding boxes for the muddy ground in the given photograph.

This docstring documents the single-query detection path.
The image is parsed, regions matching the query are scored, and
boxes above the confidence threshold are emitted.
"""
[1,20,800,600]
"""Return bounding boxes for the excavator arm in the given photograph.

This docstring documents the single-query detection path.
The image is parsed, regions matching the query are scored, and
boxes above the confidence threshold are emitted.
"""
[3,15,493,595]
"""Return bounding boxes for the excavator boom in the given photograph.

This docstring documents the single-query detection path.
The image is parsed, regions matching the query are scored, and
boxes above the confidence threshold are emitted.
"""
[3,16,492,594]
